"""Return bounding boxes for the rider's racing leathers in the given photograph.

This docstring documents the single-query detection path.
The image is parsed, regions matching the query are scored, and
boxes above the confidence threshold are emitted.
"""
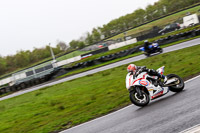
[132,66,167,85]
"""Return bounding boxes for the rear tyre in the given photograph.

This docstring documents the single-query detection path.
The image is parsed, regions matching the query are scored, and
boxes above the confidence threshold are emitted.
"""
[129,89,150,107]
[159,48,163,53]
[167,74,184,92]
[145,52,150,57]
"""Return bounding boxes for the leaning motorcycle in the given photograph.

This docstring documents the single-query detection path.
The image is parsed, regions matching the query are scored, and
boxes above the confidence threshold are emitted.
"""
[139,43,163,57]
[125,66,184,107]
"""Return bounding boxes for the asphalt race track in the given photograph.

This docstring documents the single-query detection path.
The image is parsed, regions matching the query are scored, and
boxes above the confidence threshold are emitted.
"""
[60,76,200,133]
[0,38,200,101]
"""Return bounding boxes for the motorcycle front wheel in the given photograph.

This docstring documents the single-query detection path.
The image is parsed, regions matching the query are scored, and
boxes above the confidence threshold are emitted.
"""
[129,89,150,107]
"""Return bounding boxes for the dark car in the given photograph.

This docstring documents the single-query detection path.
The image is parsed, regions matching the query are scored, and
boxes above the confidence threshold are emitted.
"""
[158,23,180,35]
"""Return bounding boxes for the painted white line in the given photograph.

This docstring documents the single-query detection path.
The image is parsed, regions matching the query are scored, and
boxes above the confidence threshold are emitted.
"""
[185,74,200,83]
[59,105,134,133]
[60,74,200,133]
[180,124,200,133]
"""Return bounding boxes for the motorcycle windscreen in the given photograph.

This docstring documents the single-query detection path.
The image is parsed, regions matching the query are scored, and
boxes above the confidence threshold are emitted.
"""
[156,66,165,75]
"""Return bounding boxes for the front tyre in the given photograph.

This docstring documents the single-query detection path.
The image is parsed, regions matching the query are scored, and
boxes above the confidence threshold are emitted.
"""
[129,89,150,107]
[167,74,184,92]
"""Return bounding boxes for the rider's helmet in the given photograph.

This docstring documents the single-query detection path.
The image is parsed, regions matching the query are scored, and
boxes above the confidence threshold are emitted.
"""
[127,64,137,74]
[144,40,150,50]
[144,40,149,45]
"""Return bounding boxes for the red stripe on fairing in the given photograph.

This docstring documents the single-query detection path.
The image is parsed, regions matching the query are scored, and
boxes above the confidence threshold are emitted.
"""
[132,78,142,85]
[129,75,133,86]
[151,90,164,99]
[132,74,147,85]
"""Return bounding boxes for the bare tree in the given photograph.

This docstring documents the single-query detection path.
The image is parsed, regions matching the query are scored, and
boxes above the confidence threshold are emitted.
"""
[57,41,69,51]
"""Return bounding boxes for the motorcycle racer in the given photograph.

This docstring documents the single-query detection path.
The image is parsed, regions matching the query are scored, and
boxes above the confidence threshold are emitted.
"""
[127,64,167,85]
[126,65,184,107]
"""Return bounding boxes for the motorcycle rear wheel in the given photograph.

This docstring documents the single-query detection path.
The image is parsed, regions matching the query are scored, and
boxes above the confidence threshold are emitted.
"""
[129,89,150,107]
[159,48,163,53]
[144,52,150,57]
[167,74,184,92]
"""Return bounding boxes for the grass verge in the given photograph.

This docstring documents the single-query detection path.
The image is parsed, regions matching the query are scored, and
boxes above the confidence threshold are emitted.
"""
[0,44,200,133]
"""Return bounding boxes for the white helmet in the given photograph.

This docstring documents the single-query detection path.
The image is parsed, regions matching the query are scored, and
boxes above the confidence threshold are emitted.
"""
[127,64,137,74]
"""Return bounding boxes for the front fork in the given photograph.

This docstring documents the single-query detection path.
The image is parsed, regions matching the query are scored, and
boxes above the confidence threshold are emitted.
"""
[135,87,144,99]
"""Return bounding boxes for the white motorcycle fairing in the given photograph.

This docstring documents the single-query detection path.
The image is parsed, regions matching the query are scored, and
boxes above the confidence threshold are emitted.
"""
[126,66,169,100]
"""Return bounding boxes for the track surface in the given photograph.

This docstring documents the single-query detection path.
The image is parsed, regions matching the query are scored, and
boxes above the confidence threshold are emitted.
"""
[0,38,200,101]
[61,76,200,133]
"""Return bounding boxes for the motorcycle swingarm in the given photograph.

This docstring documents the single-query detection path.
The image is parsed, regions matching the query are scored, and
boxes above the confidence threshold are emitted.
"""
[164,78,178,85]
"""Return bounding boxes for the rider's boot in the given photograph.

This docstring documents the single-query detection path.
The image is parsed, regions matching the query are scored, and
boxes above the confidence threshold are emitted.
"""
[162,75,167,84]
[159,75,167,86]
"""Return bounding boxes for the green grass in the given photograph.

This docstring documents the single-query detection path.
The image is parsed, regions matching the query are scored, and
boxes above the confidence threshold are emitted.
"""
[0,45,200,133]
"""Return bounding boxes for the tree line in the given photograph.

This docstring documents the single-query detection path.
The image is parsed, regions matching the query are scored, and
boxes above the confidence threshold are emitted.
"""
[0,45,62,76]
[70,0,200,48]
[0,0,199,76]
